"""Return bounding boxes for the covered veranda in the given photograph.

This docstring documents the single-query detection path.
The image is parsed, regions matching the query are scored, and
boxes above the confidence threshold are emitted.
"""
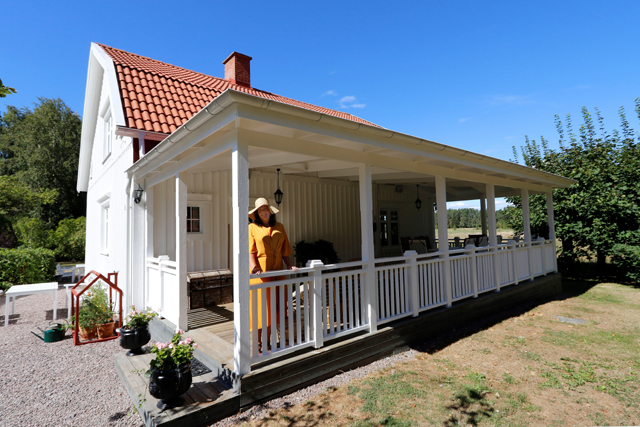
[125,90,573,378]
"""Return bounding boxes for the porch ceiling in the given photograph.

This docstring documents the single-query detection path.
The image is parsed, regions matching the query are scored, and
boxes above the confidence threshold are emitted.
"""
[131,90,574,195]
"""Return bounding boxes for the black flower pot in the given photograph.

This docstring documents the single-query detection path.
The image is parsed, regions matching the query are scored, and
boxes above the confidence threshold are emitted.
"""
[117,325,151,356]
[148,363,192,409]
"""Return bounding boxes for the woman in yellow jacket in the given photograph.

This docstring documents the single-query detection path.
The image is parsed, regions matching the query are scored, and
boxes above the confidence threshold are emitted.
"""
[248,198,298,347]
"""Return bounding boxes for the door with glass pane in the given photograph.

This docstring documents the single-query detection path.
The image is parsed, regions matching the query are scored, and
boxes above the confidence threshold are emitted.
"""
[379,208,401,256]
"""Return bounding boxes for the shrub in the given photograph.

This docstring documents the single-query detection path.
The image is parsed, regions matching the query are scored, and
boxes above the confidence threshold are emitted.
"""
[293,239,340,267]
[14,217,52,249]
[611,244,640,283]
[0,247,56,286]
[52,217,85,261]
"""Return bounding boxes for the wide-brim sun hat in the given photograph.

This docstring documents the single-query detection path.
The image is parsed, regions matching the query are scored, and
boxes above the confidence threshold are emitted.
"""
[248,197,279,218]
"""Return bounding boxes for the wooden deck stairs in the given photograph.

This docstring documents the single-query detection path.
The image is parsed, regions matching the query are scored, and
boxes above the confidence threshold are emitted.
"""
[115,273,562,426]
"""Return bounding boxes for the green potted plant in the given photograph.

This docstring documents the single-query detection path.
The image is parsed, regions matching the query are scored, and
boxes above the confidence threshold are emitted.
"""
[72,303,100,340]
[74,285,115,340]
[117,306,158,356]
[147,329,197,409]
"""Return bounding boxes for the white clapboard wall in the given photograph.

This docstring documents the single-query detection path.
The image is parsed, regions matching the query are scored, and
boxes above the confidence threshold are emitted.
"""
[151,171,432,272]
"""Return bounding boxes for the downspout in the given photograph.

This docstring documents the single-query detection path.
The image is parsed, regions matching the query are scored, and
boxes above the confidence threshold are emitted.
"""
[124,173,134,310]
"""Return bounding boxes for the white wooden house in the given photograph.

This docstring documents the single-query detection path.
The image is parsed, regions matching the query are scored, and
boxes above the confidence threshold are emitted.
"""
[78,43,574,378]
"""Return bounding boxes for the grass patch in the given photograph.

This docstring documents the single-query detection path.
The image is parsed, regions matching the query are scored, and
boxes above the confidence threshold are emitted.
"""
[239,280,640,427]
[358,371,426,415]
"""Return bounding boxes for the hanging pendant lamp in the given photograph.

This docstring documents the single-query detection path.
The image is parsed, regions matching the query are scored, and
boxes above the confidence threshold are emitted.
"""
[274,168,283,206]
[415,184,422,210]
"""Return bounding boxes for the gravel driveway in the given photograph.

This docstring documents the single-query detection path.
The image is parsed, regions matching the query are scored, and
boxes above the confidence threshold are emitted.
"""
[0,289,415,427]
[0,289,142,427]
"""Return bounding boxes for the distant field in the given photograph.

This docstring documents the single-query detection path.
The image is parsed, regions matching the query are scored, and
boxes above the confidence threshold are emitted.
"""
[436,227,515,240]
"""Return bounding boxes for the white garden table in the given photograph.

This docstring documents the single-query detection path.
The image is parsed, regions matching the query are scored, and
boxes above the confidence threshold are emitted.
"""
[4,282,58,327]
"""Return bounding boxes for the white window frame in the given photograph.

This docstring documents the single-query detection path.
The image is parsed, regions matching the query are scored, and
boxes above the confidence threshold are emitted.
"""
[186,194,212,242]
[379,207,400,248]
[99,196,110,256]
[187,206,202,234]
[99,98,112,162]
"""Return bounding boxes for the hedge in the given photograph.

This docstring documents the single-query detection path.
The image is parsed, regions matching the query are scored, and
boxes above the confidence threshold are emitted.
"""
[612,244,640,283]
[0,248,56,291]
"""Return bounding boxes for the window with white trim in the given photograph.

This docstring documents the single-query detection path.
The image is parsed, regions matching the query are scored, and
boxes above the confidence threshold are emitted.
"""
[187,206,201,233]
[379,209,399,247]
[101,201,110,255]
[103,110,112,161]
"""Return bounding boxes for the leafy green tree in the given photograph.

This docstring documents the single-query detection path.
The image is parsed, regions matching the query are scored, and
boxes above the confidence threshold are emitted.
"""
[510,99,640,271]
[0,176,56,248]
[52,217,86,261]
[0,98,84,226]
[0,79,17,98]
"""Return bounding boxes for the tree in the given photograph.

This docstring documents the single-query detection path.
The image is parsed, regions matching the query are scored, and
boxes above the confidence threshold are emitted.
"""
[0,98,84,226]
[510,99,640,270]
[0,79,17,98]
[0,176,56,248]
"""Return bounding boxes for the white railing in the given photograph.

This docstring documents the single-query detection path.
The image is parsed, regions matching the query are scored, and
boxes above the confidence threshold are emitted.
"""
[163,237,560,370]
[417,253,447,310]
[544,240,557,273]
[449,249,475,300]
[375,258,412,325]
[249,260,370,362]
[146,256,179,327]
[249,269,314,362]
[243,238,559,364]
[322,264,368,338]
[497,243,517,287]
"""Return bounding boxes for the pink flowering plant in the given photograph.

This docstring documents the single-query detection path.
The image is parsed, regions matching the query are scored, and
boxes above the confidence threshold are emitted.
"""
[122,305,158,329]
[149,329,197,370]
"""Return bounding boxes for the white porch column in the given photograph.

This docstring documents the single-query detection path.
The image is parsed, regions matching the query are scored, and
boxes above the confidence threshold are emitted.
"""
[144,185,154,308]
[480,196,487,236]
[521,188,534,281]
[131,180,146,309]
[232,136,251,375]
[176,173,188,331]
[435,176,452,307]
[546,191,558,273]
[359,163,377,333]
[486,184,501,291]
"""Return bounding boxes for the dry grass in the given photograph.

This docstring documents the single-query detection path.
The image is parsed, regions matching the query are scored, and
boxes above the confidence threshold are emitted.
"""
[241,279,640,426]
[435,228,515,241]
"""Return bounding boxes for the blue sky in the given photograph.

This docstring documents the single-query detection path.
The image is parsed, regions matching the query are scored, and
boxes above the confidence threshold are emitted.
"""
[2,1,639,210]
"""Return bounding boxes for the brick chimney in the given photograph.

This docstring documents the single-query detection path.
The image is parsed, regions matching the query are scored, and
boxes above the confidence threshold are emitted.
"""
[223,52,252,88]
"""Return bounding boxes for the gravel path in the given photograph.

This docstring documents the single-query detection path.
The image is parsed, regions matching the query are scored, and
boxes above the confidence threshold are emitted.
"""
[0,289,142,427]
[0,290,417,427]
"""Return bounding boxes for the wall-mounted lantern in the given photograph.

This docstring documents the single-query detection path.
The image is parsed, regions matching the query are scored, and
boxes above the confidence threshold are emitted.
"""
[133,185,144,204]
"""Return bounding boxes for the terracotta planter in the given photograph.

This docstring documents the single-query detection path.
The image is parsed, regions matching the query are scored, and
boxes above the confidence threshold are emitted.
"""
[148,362,192,409]
[79,326,97,341]
[97,321,115,339]
[117,324,151,356]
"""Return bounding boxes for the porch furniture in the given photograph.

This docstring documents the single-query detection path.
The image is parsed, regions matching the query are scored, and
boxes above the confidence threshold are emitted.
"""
[4,282,58,327]
[187,269,233,309]
[56,263,75,280]
[408,236,436,253]
[72,264,86,282]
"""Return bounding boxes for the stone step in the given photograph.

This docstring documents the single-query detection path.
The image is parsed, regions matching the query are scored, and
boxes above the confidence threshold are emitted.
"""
[149,317,238,390]
[115,351,239,427]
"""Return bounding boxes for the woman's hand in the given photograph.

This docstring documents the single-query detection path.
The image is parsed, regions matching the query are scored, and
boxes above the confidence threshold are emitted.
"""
[289,265,298,272]
[251,265,262,275]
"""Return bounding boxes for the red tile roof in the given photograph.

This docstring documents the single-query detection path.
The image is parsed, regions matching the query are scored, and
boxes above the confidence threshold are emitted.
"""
[99,44,378,134]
